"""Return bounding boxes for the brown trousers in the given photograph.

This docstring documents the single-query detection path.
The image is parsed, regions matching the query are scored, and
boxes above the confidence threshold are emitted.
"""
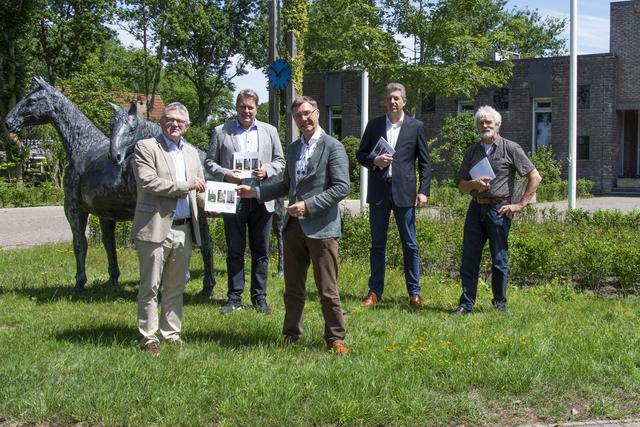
[282,218,346,344]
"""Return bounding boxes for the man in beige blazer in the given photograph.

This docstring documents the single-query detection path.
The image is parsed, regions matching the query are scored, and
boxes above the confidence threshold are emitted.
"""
[205,89,284,315]
[132,102,206,356]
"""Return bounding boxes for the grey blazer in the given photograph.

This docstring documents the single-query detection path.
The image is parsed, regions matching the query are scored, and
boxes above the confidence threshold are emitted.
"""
[204,119,285,212]
[259,132,350,239]
[131,136,204,245]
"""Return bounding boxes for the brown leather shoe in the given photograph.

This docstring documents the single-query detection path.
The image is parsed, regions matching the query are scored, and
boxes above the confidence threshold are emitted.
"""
[141,341,160,357]
[361,292,380,307]
[409,293,423,308]
[331,341,349,355]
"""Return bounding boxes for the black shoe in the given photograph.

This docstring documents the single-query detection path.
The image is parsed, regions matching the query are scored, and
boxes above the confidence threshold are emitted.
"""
[450,306,473,316]
[282,335,300,346]
[494,303,508,316]
[219,300,242,314]
[253,298,272,314]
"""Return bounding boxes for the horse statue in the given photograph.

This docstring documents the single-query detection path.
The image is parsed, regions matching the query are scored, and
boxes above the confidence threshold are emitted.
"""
[109,102,285,277]
[4,77,216,293]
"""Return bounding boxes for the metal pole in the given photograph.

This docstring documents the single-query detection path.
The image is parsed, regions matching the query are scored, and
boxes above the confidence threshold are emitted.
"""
[568,0,578,209]
[268,0,279,128]
[285,31,298,145]
[359,70,369,214]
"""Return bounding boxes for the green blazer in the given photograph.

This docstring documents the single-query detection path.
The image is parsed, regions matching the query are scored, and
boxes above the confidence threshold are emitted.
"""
[259,132,350,239]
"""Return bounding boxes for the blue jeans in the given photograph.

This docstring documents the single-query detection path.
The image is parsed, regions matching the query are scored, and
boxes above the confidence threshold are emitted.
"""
[367,196,421,298]
[459,200,511,309]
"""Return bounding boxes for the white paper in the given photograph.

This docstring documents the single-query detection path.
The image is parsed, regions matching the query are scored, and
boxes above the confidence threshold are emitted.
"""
[204,181,237,214]
[469,157,496,180]
[233,152,260,179]
[371,136,396,156]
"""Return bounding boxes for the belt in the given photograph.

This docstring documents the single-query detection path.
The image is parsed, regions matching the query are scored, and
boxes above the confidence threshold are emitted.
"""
[473,196,510,205]
[172,217,191,226]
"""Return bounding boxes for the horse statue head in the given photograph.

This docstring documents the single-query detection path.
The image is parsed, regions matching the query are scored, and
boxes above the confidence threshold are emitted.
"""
[109,100,162,166]
[108,101,140,165]
[4,77,58,133]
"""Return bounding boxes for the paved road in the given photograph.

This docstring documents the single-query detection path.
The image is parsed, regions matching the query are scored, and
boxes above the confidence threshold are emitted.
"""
[0,206,73,249]
[0,197,638,249]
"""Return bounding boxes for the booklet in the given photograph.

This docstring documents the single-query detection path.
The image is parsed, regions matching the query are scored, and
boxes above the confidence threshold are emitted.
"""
[469,156,496,180]
[233,152,260,179]
[204,181,237,214]
[371,136,396,156]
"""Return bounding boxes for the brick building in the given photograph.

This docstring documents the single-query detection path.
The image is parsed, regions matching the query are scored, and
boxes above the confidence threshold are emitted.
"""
[303,0,640,195]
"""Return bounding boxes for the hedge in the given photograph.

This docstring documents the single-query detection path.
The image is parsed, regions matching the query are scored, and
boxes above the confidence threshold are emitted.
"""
[88,208,640,293]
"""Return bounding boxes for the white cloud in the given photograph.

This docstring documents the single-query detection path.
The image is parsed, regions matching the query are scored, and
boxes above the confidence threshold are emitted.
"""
[539,8,610,54]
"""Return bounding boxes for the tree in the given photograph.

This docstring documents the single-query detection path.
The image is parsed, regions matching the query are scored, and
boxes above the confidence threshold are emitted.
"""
[0,0,41,183]
[429,112,478,182]
[163,0,268,125]
[115,0,169,119]
[382,0,566,104]
[33,0,116,85]
[305,0,401,79]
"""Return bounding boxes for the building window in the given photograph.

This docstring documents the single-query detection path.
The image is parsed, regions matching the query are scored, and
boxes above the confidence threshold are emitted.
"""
[457,100,474,113]
[532,98,552,151]
[578,85,590,109]
[328,106,342,140]
[493,88,509,110]
[578,136,590,159]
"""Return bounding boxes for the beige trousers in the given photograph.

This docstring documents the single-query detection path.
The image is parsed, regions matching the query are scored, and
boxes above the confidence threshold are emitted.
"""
[135,223,193,344]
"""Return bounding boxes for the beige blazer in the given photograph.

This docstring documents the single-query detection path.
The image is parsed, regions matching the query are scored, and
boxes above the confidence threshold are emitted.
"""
[204,119,284,212]
[131,135,204,245]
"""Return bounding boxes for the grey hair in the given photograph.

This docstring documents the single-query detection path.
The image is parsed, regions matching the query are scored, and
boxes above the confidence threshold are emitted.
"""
[474,105,502,126]
[385,82,407,100]
[291,95,318,111]
[236,89,259,106]
[162,102,190,125]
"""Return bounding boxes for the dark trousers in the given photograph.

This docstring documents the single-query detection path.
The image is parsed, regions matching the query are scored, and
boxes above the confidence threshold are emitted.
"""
[223,198,273,304]
[367,188,421,298]
[459,200,511,309]
[282,217,346,344]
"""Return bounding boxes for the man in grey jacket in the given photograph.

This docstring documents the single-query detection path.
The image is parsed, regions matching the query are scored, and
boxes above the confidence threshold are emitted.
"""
[237,96,350,355]
[205,89,284,314]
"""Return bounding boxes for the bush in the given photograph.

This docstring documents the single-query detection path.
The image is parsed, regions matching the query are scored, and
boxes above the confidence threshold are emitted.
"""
[529,145,562,183]
[0,179,64,207]
[341,135,362,195]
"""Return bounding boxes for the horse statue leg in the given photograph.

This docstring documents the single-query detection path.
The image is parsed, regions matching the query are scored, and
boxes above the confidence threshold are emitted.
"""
[197,207,216,297]
[99,217,120,286]
[273,198,285,278]
[64,199,89,292]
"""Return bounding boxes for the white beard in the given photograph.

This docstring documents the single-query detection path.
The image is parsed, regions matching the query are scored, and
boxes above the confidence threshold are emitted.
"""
[480,129,495,139]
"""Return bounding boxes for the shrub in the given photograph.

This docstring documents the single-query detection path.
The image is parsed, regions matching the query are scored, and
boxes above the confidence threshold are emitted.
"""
[0,179,64,207]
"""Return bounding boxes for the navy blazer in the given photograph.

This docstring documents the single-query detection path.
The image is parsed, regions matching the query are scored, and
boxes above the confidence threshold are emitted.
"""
[356,114,430,207]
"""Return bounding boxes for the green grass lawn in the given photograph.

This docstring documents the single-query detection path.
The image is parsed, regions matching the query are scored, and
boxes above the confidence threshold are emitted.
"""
[1,243,640,426]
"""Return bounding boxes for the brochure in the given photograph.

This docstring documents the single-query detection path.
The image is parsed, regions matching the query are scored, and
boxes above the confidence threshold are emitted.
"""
[233,152,260,179]
[469,156,496,180]
[204,181,237,214]
[371,136,396,156]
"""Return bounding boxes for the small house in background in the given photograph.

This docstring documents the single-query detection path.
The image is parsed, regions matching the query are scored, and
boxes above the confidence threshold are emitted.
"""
[113,92,165,121]
[303,0,640,196]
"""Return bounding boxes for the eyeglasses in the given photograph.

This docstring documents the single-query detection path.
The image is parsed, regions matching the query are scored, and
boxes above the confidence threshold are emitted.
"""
[293,108,317,120]
[164,116,188,126]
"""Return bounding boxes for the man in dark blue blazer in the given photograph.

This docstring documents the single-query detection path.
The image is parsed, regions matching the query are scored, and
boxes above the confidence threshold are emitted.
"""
[356,82,431,308]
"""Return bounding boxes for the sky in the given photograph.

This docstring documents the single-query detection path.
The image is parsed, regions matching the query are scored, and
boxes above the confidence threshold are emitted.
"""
[115,1,620,105]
